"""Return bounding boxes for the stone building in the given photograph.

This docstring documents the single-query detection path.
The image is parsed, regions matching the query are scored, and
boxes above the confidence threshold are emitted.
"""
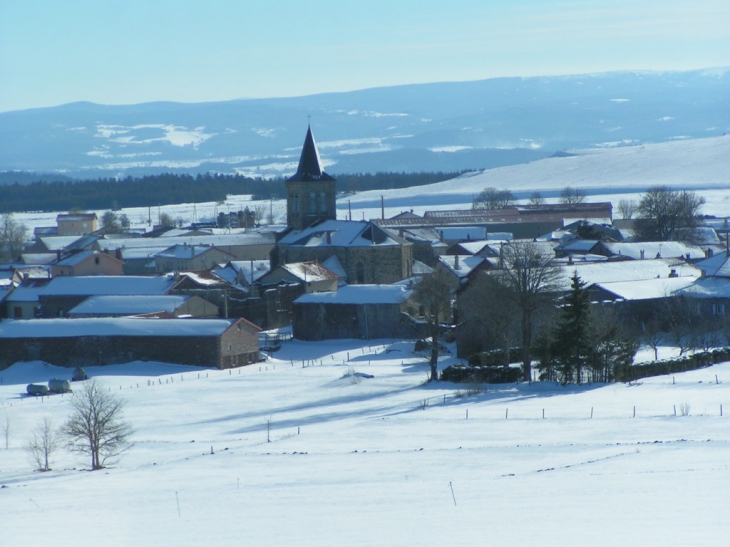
[273,126,413,285]
[0,317,260,369]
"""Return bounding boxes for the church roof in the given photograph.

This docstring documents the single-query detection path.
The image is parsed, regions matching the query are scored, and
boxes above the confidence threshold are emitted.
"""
[287,126,335,182]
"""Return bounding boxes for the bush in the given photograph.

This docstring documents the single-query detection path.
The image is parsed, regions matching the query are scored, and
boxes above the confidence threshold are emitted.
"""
[441,363,521,384]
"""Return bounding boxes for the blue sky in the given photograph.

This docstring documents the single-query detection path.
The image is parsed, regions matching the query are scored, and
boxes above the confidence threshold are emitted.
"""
[1,0,728,113]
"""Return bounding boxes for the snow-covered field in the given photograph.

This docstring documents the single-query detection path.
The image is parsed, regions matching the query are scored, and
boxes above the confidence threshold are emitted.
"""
[1,339,729,547]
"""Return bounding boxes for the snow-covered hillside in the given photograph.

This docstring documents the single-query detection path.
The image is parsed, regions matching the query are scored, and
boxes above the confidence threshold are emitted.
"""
[1,339,728,546]
[13,135,730,235]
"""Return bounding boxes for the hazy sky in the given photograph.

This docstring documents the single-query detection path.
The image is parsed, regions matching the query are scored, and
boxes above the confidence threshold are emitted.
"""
[1,0,728,113]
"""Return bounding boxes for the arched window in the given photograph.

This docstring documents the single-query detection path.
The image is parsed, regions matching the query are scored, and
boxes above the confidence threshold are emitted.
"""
[309,193,317,213]
[319,192,328,213]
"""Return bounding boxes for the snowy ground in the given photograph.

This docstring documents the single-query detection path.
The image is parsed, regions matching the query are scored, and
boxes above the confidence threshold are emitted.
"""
[1,339,729,547]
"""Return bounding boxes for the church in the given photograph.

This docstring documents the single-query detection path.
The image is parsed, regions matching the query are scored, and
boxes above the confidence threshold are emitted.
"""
[272,126,413,285]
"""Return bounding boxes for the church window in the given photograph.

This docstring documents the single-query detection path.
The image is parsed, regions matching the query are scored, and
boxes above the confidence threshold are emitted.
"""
[319,192,328,213]
[309,193,317,213]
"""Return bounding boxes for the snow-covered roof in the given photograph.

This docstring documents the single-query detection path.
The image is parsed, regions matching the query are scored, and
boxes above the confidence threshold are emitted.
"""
[557,239,599,252]
[39,236,89,251]
[438,255,486,278]
[591,276,698,301]
[322,255,347,280]
[602,241,706,260]
[97,232,276,251]
[154,245,234,260]
[41,275,176,296]
[556,258,700,290]
[279,220,401,248]
[21,253,57,265]
[295,284,413,305]
[0,317,240,338]
[68,295,192,316]
[676,277,730,299]
[694,251,730,277]
[282,262,339,283]
[213,260,270,286]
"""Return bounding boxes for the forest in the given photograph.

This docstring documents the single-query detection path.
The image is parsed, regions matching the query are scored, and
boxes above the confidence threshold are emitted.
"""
[0,171,461,213]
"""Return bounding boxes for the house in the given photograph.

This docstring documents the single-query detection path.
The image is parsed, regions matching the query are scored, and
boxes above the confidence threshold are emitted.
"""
[0,317,260,369]
[150,244,236,273]
[56,213,98,236]
[212,260,271,295]
[67,294,219,318]
[292,284,423,341]
[373,202,614,240]
[435,254,494,292]
[3,279,52,319]
[51,250,125,277]
[259,261,339,294]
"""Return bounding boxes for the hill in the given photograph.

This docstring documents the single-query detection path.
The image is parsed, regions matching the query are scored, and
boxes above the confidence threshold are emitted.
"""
[0,68,728,179]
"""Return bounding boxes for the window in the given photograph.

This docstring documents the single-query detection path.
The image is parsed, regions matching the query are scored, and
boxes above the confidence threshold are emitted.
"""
[712,303,725,316]
[94,256,100,265]
[309,193,317,213]
[13,306,22,319]
[319,192,328,213]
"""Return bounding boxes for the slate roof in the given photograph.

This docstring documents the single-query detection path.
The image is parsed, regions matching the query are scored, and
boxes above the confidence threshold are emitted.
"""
[279,220,402,248]
[286,126,335,182]
[0,317,244,338]
[294,284,412,305]
[590,276,698,301]
[68,295,192,316]
[282,261,339,283]
[41,275,177,297]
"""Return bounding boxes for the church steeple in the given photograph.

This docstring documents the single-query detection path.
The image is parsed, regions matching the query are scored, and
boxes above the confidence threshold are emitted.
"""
[286,125,337,230]
[288,125,335,182]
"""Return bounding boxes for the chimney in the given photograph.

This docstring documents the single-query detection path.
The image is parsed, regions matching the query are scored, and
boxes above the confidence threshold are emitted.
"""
[454,255,460,270]
[56,250,61,262]
[326,231,332,244]
[640,249,645,260]
[707,248,714,258]
[567,255,573,265]
[669,269,678,278]
[115,248,122,260]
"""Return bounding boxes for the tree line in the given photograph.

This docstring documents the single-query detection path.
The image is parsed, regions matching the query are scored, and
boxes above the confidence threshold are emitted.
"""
[0,171,462,214]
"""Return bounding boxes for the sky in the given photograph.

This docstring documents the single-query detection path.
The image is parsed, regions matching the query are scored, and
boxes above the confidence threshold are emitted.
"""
[1,0,729,113]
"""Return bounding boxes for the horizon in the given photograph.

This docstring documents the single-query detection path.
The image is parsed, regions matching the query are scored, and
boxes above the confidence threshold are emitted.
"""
[2,0,729,113]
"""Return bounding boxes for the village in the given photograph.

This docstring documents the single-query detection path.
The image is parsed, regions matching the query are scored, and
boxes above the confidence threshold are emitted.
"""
[1,126,729,384]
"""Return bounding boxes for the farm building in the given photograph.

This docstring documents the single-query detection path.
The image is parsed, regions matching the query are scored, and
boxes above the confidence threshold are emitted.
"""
[292,284,424,341]
[0,317,260,369]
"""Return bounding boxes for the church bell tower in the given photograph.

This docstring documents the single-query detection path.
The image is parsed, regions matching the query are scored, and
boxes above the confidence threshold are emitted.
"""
[286,126,337,230]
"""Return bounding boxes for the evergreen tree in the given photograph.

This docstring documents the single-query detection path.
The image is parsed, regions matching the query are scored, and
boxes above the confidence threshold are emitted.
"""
[551,272,592,384]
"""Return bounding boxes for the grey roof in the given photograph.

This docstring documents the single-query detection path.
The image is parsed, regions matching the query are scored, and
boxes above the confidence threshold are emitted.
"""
[286,126,335,182]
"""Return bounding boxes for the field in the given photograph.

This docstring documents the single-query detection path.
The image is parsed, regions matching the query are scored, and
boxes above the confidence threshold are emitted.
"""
[1,338,729,546]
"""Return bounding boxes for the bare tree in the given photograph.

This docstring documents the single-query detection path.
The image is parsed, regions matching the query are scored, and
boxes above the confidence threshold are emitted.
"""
[25,417,59,472]
[528,191,545,205]
[493,241,562,381]
[159,212,176,228]
[413,272,452,382]
[473,187,516,210]
[62,380,133,470]
[559,186,586,205]
[617,199,638,220]
[2,411,10,449]
[0,213,28,261]
[636,186,705,241]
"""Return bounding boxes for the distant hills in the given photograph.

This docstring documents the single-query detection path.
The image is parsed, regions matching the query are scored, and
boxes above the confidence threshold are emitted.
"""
[0,68,728,180]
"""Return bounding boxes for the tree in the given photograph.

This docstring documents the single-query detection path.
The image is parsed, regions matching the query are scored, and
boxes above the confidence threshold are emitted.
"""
[62,380,133,470]
[636,185,705,241]
[493,241,562,381]
[473,187,516,210]
[159,212,175,227]
[100,211,121,234]
[551,273,592,384]
[25,417,59,472]
[118,213,131,230]
[528,191,545,205]
[413,272,452,382]
[559,186,586,205]
[0,212,28,261]
[2,411,10,449]
[617,199,637,220]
